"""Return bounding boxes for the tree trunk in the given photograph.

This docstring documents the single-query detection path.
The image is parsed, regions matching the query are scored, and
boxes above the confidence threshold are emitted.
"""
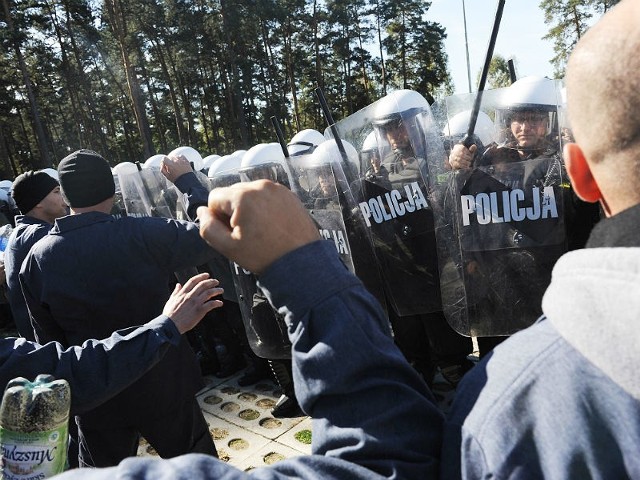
[2,0,52,168]
[376,0,387,95]
[104,0,154,159]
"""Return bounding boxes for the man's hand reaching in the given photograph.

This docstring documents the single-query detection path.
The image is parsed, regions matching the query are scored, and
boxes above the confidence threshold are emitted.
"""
[162,273,223,334]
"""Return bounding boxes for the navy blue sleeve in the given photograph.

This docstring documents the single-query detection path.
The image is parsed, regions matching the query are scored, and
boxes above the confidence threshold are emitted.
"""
[136,217,219,273]
[19,252,68,345]
[0,316,180,415]
[173,172,210,220]
[259,240,443,479]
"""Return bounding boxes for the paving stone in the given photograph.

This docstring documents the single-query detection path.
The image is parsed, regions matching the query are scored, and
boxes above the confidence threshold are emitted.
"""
[274,417,313,454]
[233,441,308,472]
[202,411,273,465]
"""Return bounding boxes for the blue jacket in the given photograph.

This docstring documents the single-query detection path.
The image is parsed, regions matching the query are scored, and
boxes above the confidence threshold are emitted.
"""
[4,215,50,341]
[55,240,445,479]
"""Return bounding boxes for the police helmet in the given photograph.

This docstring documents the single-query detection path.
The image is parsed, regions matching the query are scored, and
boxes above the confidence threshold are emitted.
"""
[294,139,357,199]
[112,162,139,178]
[143,154,166,170]
[308,139,358,171]
[372,90,432,157]
[361,131,378,155]
[168,146,203,172]
[202,154,221,172]
[443,110,495,147]
[230,150,247,162]
[208,154,242,189]
[496,76,560,141]
[239,143,289,185]
[357,131,377,171]
[288,129,325,156]
[372,90,430,128]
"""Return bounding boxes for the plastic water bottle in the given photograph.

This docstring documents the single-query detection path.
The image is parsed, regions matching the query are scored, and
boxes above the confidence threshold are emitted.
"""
[0,225,12,253]
[0,375,71,478]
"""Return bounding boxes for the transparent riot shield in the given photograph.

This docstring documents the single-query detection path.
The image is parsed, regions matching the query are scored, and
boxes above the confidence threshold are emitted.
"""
[331,92,447,317]
[118,169,187,220]
[232,158,294,359]
[209,152,292,359]
[291,150,371,279]
[234,147,388,358]
[429,80,568,336]
[111,175,128,219]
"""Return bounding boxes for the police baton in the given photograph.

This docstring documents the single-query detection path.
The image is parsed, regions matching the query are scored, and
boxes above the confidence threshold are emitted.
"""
[269,115,306,197]
[269,116,290,159]
[314,87,356,186]
[462,0,506,150]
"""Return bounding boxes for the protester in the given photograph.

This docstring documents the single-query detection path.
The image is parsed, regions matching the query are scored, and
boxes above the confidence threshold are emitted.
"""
[54,179,443,479]
[441,1,640,477]
[20,149,222,467]
[4,170,77,463]
[5,170,68,341]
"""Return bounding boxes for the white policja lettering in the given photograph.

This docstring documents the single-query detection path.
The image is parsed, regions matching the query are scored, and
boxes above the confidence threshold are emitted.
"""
[460,186,558,226]
[359,182,429,227]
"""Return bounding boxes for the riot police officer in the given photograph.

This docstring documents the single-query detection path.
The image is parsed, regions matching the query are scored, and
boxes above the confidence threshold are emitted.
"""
[237,143,303,417]
[367,90,474,386]
[360,131,391,188]
[444,77,600,355]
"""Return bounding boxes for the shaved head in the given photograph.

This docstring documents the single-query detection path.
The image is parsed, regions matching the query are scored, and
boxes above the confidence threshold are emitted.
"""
[566,0,640,207]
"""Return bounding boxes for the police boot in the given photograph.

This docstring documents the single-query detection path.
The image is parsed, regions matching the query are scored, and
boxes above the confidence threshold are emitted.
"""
[268,359,303,418]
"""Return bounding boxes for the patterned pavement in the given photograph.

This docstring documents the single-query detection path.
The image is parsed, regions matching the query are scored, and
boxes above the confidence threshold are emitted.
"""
[136,350,479,471]
[137,370,312,471]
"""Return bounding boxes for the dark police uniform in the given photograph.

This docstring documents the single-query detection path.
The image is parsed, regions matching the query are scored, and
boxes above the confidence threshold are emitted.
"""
[380,152,473,385]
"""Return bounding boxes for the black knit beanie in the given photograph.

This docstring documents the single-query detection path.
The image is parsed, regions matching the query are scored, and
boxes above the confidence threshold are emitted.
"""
[58,149,115,208]
[11,171,60,214]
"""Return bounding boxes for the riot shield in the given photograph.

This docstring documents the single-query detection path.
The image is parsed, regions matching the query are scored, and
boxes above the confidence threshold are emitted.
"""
[291,148,380,284]
[430,80,567,336]
[232,143,388,358]
[230,152,294,359]
[331,91,447,317]
[111,175,128,219]
[118,168,186,220]
[209,147,295,360]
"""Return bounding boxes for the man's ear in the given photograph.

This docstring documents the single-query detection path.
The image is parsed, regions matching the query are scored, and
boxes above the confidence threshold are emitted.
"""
[563,142,602,203]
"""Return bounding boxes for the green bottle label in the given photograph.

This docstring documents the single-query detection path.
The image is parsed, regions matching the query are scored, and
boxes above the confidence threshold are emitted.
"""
[0,422,68,479]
